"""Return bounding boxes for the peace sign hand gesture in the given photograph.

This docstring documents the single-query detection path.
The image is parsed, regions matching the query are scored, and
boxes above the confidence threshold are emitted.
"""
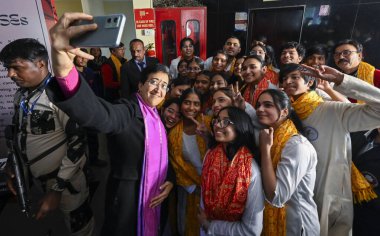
[189,114,210,140]
[230,82,246,110]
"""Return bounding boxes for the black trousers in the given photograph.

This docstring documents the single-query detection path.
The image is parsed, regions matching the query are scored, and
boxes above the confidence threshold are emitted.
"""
[101,177,139,236]
[86,131,99,163]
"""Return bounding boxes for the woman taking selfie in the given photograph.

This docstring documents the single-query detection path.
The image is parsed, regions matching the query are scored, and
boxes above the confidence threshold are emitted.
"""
[198,106,264,235]
[256,89,319,236]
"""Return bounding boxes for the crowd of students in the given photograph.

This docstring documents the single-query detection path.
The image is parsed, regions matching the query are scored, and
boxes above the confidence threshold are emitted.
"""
[2,12,380,236]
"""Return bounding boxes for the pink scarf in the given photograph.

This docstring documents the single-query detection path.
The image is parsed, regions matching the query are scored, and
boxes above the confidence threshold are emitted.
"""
[136,93,168,236]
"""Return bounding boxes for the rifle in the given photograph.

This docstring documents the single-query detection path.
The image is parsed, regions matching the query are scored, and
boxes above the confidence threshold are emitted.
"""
[5,125,31,218]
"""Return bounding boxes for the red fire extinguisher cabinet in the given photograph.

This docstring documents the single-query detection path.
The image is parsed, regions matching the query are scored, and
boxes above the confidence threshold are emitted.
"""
[155,7,207,66]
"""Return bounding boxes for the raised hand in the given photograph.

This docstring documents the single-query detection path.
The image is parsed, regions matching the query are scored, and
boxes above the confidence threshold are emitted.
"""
[299,64,344,85]
[317,78,332,92]
[230,82,246,110]
[49,12,97,77]
[189,114,210,139]
[259,128,274,153]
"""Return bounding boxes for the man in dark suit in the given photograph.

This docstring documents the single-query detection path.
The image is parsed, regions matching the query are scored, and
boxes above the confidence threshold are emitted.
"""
[120,39,159,98]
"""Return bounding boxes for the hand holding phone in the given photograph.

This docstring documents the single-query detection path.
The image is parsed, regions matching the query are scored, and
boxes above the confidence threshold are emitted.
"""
[70,14,126,48]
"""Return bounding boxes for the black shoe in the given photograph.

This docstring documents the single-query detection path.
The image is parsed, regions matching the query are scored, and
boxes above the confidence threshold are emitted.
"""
[90,159,107,167]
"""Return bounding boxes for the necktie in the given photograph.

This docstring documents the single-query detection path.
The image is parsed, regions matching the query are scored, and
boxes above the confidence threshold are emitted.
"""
[137,61,145,71]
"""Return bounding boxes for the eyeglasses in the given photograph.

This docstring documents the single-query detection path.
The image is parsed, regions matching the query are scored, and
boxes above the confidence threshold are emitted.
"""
[212,118,234,128]
[147,79,169,92]
[333,50,358,58]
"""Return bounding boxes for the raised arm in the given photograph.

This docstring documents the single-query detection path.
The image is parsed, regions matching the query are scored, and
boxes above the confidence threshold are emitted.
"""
[50,12,96,77]
[47,13,135,134]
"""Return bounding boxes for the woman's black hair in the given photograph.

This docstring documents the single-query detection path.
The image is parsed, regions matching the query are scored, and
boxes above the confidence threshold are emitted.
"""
[170,77,192,88]
[179,87,203,106]
[209,106,258,160]
[212,50,228,61]
[177,59,188,70]
[162,97,181,110]
[180,37,194,49]
[256,89,305,135]
[250,41,273,66]
[212,87,234,101]
[188,57,205,71]
[210,71,230,84]
[140,64,170,84]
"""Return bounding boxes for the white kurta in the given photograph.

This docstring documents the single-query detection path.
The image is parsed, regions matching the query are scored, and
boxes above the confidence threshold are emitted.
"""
[202,159,264,236]
[301,75,380,236]
[269,135,320,236]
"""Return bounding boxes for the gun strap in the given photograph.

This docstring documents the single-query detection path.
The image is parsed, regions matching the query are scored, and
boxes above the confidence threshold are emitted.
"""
[27,138,67,166]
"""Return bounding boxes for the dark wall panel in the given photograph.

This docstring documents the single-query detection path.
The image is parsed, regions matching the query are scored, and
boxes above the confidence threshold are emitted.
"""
[202,0,380,67]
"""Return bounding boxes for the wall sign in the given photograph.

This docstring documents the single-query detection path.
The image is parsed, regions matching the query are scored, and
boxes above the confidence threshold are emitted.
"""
[134,8,156,29]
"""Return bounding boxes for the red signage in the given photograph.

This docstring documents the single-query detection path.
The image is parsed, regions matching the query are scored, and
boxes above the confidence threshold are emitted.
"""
[134,8,155,29]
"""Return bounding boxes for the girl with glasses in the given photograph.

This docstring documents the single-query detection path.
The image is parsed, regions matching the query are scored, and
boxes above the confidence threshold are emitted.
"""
[187,58,204,81]
[168,88,211,236]
[256,89,319,236]
[198,106,264,235]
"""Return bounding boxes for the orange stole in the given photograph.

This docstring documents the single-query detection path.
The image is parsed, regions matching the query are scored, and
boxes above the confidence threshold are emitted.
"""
[168,115,211,236]
[357,61,375,104]
[242,78,270,108]
[263,119,298,236]
[202,144,253,221]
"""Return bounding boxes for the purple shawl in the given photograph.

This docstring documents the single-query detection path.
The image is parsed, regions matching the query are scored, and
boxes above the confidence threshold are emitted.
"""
[136,93,168,236]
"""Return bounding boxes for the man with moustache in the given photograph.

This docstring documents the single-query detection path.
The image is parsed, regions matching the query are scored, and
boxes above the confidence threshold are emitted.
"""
[333,39,380,103]
[204,36,242,75]
[120,39,159,98]
[280,63,380,236]
[0,38,94,235]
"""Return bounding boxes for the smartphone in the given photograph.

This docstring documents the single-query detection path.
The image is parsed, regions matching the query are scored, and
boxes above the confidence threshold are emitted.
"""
[70,14,126,48]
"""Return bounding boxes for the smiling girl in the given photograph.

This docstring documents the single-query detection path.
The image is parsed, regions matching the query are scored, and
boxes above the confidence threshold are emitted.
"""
[198,106,264,235]
[168,88,211,236]
[256,89,319,236]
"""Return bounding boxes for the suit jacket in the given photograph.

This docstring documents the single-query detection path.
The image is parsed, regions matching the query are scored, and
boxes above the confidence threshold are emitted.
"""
[120,56,159,99]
